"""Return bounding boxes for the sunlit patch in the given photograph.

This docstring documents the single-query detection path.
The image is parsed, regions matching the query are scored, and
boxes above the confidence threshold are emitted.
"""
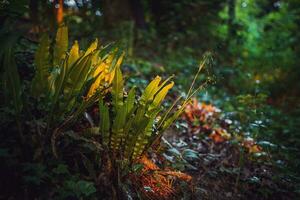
[130,156,192,200]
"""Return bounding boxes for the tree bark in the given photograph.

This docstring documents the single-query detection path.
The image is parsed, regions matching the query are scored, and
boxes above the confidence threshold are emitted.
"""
[129,0,146,29]
[55,0,64,25]
[102,0,132,28]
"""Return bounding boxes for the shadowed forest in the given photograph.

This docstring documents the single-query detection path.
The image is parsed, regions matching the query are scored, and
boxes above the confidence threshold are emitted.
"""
[1,0,300,199]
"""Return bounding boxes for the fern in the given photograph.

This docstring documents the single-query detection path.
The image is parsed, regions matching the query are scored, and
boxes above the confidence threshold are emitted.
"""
[30,26,207,164]
[92,54,209,163]
[31,26,123,128]
[94,69,186,161]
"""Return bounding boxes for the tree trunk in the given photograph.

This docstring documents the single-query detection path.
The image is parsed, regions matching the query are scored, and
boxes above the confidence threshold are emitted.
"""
[102,0,132,28]
[129,0,146,29]
[55,0,64,25]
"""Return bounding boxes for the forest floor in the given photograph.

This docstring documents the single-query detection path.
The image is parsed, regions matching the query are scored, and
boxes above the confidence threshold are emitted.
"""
[161,100,297,200]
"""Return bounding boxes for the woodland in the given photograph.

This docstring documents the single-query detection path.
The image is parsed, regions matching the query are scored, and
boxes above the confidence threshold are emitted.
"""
[0,0,300,199]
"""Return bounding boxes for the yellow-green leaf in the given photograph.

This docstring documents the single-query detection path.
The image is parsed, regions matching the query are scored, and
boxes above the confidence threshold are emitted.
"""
[32,34,50,96]
[53,26,68,66]
[125,87,136,116]
[140,76,161,104]
[84,38,98,56]
[148,81,174,111]
[68,40,79,68]
[112,64,124,109]
[111,106,126,151]
[53,55,68,104]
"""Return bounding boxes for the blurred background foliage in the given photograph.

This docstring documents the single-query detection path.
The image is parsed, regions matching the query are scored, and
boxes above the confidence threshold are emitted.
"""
[1,0,300,198]
[2,0,299,97]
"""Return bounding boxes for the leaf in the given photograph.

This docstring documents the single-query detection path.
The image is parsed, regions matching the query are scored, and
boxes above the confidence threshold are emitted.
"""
[86,53,113,97]
[99,99,110,145]
[68,40,79,68]
[140,76,161,104]
[123,108,147,158]
[123,78,172,159]
[111,106,127,151]
[32,34,50,96]
[167,147,182,157]
[35,34,50,72]
[52,164,69,175]
[248,144,262,154]
[148,81,174,111]
[132,115,156,159]
[83,127,100,136]
[84,38,98,57]
[53,26,68,66]
[76,181,96,197]
[65,53,93,101]
[125,87,136,116]
[182,149,199,161]
[87,51,124,98]
[209,129,231,143]
[132,163,144,173]
[123,77,166,157]
[52,55,68,105]
[112,63,124,110]
[65,180,96,198]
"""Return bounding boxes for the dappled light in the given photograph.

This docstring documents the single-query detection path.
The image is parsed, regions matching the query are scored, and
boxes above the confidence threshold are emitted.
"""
[0,0,299,199]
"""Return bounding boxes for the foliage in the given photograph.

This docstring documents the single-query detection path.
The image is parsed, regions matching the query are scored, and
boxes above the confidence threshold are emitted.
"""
[31,26,125,129]
[71,55,209,166]
[0,28,22,116]
[0,26,126,199]
[99,74,177,161]
[1,0,300,199]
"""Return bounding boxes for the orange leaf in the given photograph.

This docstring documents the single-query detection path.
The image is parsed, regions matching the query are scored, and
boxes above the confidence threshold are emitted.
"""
[209,131,225,143]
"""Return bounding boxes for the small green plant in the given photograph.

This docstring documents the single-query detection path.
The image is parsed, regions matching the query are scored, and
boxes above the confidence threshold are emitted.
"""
[1,25,127,160]
[99,71,177,161]
[31,26,124,129]
[78,57,209,164]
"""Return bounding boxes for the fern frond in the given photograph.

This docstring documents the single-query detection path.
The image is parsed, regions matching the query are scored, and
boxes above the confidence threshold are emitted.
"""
[32,34,50,96]
[53,26,68,66]
[68,40,79,68]
[99,99,110,146]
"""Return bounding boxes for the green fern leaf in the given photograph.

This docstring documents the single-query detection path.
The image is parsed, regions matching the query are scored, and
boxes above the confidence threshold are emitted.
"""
[32,34,50,96]
[53,26,68,67]
[84,39,98,56]
[99,99,110,145]
[65,53,93,99]
[111,106,126,151]
[125,87,136,116]
[148,81,174,111]
[68,40,79,68]
[112,64,124,109]
[53,55,68,104]
[140,76,161,104]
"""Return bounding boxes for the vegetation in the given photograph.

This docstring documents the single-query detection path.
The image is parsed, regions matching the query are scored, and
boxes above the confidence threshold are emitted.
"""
[0,0,300,199]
